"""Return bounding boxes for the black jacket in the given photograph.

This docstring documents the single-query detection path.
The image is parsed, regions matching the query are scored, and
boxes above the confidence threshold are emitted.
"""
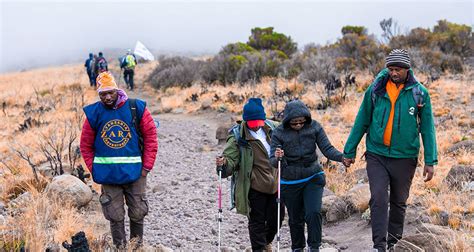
[270,100,343,180]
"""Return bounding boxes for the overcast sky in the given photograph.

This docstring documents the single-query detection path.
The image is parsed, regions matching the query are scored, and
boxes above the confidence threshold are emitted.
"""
[1,0,472,73]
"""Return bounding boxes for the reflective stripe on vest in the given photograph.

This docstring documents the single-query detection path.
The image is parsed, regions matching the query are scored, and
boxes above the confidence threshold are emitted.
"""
[93,156,142,164]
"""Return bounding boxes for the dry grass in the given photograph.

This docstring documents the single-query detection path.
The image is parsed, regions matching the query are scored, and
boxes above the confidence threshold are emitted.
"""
[1,64,473,250]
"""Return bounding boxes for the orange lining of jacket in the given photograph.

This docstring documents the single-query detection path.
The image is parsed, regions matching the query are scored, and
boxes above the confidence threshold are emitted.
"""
[383,79,404,146]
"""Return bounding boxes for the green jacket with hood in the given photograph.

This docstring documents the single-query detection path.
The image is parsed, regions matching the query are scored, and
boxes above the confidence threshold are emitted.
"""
[221,120,278,217]
[343,68,438,165]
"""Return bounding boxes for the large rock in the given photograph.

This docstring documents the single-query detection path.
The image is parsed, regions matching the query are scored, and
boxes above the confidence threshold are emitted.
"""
[322,195,349,223]
[443,165,473,190]
[395,224,456,251]
[446,140,474,154]
[216,125,232,145]
[344,184,370,212]
[395,233,451,251]
[351,168,368,183]
[45,174,92,207]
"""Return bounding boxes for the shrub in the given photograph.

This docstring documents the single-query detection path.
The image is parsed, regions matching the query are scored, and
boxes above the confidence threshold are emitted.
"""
[147,56,203,90]
[341,25,367,36]
[247,27,298,57]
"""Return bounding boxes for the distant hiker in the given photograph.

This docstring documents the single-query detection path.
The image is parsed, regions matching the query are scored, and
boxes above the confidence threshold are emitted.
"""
[79,72,158,249]
[271,100,349,252]
[343,49,438,251]
[215,97,284,251]
[84,53,94,86]
[90,54,98,87]
[96,52,108,73]
[121,49,138,90]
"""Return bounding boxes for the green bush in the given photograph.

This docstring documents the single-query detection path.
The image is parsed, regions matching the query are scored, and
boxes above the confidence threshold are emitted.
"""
[146,56,203,90]
[341,25,367,36]
[247,27,298,57]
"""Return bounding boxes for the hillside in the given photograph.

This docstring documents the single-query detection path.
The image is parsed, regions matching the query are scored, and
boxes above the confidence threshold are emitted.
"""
[0,62,472,251]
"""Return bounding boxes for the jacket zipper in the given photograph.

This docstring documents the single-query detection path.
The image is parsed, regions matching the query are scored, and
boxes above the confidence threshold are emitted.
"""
[398,102,401,133]
[380,108,387,128]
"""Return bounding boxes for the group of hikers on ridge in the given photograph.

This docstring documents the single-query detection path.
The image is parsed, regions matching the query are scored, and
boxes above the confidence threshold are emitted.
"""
[84,49,137,90]
[79,49,438,252]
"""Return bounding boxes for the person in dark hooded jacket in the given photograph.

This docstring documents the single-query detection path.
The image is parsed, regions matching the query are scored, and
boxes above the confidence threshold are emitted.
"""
[270,100,350,251]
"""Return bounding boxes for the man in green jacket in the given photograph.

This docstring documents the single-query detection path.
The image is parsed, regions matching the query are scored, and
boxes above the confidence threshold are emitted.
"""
[343,49,438,251]
[216,97,284,251]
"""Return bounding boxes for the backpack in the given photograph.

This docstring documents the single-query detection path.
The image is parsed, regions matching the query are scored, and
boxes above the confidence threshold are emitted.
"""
[124,55,136,70]
[129,99,144,152]
[371,84,425,123]
[228,120,276,210]
[97,57,108,72]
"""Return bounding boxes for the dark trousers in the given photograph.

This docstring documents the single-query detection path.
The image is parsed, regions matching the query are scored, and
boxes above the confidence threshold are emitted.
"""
[124,69,135,90]
[366,152,417,251]
[248,188,285,251]
[87,71,95,87]
[282,175,325,251]
[100,176,149,248]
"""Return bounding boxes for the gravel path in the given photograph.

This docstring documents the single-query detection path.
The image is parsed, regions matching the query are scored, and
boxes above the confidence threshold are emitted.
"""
[143,113,293,250]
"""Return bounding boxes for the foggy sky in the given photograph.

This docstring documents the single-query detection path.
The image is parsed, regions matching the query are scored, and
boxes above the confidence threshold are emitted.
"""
[1,0,472,73]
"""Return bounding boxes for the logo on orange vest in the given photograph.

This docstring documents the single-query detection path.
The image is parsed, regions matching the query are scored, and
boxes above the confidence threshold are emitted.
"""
[101,119,132,149]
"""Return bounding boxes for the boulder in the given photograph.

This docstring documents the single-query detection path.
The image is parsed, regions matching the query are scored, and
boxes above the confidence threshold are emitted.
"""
[443,165,473,190]
[322,195,349,223]
[395,224,456,251]
[323,188,335,197]
[446,140,474,154]
[200,99,212,110]
[351,168,368,183]
[396,233,451,251]
[45,174,92,207]
[344,183,370,212]
[155,244,174,252]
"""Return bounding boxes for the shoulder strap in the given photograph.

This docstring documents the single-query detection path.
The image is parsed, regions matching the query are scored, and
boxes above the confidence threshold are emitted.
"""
[264,119,276,130]
[129,99,144,152]
[412,85,425,109]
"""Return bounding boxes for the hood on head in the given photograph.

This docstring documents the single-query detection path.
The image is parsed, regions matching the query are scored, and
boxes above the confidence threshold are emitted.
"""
[282,100,312,127]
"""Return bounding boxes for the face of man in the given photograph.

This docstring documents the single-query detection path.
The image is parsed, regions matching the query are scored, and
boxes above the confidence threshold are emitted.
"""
[388,66,409,84]
[99,89,118,108]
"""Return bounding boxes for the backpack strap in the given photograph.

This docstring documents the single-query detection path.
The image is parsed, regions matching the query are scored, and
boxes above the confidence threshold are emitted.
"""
[129,99,144,152]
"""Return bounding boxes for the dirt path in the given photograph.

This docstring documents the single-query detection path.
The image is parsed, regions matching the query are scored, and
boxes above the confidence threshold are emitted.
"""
[118,83,426,251]
[139,111,379,251]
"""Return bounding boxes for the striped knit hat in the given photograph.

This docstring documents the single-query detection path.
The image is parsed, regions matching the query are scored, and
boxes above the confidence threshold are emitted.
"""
[385,49,411,69]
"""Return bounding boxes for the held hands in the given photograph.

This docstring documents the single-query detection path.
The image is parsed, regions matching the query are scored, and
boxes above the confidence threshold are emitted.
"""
[342,157,355,168]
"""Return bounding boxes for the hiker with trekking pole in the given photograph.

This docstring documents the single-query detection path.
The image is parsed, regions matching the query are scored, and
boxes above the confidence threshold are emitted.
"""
[215,97,284,251]
[216,160,223,250]
[270,100,351,252]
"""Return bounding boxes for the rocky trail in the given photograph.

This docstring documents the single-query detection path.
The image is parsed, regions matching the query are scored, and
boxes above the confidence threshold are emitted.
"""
[118,87,448,251]
[138,111,375,251]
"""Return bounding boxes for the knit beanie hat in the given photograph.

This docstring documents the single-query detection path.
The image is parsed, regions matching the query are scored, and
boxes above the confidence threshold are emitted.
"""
[243,98,266,121]
[385,49,411,69]
[96,72,118,93]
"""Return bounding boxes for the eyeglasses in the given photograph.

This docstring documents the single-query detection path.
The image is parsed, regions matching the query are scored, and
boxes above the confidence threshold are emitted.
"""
[289,121,306,126]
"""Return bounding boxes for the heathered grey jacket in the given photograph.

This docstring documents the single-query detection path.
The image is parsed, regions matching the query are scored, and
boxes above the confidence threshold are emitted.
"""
[270,100,343,180]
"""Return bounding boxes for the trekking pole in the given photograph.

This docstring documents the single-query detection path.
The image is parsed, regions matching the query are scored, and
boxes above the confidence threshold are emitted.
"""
[216,158,223,251]
[276,145,282,252]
